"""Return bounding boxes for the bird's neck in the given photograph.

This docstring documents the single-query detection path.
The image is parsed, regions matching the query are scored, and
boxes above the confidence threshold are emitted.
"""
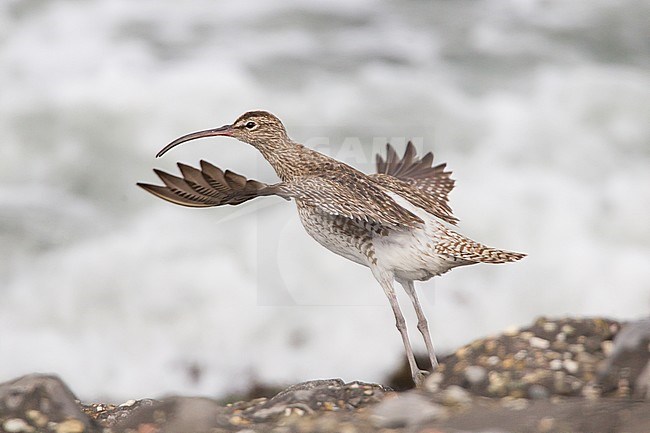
[252,139,335,182]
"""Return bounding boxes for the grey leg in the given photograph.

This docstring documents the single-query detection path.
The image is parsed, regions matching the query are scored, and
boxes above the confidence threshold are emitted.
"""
[371,268,427,386]
[399,279,439,370]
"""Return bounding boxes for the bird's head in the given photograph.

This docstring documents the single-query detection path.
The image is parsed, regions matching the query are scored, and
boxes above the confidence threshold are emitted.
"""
[156,110,289,157]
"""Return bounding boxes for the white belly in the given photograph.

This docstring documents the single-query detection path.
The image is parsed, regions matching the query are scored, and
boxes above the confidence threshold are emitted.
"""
[373,226,456,281]
[372,192,467,281]
[295,195,467,281]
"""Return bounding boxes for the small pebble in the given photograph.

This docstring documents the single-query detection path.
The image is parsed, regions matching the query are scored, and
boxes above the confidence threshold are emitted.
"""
[514,349,528,360]
[530,337,550,349]
[119,399,136,407]
[563,359,579,374]
[601,340,614,356]
[528,384,550,400]
[562,324,575,335]
[522,370,547,384]
[549,359,563,370]
[553,371,570,394]
[570,378,583,391]
[576,351,597,364]
[3,418,34,433]
[455,346,470,358]
[568,343,585,353]
[488,372,507,396]
[229,415,247,426]
[582,383,602,400]
[545,351,561,360]
[25,410,48,428]
[483,339,496,352]
[348,396,362,407]
[55,419,85,433]
[286,407,305,416]
[424,371,444,393]
[501,397,529,410]
[464,365,487,385]
[543,322,557,332]
[442,385,472,405]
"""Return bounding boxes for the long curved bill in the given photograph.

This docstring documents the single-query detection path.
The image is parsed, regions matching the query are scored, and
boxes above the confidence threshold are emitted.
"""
[156,125,233,158]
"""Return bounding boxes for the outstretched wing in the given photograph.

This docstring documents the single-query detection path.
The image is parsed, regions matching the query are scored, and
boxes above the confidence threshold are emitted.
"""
[137,160,287,207]
[139,161,421,230]
[372,142,458,225]
[375,141,455,204]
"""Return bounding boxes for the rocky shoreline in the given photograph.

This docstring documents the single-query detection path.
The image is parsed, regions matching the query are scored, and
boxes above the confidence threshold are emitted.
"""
[1,317,648,433]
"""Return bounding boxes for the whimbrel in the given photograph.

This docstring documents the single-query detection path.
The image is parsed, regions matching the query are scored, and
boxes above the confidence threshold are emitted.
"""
[138,111,525,386]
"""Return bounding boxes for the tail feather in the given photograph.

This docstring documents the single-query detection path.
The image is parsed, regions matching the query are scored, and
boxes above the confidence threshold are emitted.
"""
[436,228,526,264]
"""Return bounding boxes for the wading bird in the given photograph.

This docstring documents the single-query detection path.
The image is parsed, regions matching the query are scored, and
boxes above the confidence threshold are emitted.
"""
[138,111,525,386]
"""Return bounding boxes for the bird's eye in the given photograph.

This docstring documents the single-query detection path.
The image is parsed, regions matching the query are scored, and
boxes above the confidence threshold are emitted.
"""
[245,121,257,130]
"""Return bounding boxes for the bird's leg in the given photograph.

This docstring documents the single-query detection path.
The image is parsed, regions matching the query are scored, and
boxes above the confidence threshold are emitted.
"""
[399,279,439,370]
[371,268,427,387]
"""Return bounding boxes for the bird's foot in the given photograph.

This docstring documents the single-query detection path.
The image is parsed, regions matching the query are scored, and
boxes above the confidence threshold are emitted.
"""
[413,369,430,388]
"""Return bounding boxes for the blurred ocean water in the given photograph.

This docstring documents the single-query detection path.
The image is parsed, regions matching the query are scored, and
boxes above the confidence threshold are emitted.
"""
[0,0,649,400]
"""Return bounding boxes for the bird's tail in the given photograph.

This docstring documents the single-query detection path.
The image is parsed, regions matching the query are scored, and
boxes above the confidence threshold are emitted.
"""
[436,229,526,264]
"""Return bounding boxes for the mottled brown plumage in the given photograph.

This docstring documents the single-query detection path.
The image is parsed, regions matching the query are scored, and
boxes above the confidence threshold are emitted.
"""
[138,110,525,386]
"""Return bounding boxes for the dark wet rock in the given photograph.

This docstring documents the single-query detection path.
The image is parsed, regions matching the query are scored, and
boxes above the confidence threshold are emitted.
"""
[0,374,97,433]
[598,318,650,398]
[103,379,386,432]
[111,397,230,433]
[80,399,156,427]
[242,379,386,422]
